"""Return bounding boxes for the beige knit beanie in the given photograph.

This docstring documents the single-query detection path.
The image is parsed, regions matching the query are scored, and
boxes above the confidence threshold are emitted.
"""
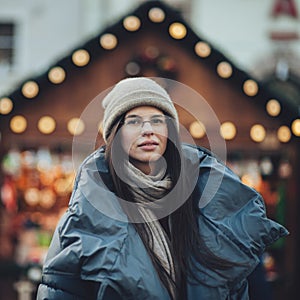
[102,77,179,142]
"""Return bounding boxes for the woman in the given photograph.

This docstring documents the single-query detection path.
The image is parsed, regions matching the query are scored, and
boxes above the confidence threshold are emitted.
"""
[37,77,288,299]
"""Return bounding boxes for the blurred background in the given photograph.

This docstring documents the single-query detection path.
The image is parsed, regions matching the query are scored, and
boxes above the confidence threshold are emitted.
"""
[0,0,299,299]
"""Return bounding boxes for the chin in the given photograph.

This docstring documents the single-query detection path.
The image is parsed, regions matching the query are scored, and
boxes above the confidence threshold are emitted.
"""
[131,153,162,163]
[143,153,163,162]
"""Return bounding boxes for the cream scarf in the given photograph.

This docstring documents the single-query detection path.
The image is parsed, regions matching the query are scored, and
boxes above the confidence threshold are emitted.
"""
[124,161,176,298]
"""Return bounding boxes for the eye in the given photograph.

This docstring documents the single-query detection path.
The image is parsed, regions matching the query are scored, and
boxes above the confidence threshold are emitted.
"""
[126,118,142,125]
[151,117,165,125]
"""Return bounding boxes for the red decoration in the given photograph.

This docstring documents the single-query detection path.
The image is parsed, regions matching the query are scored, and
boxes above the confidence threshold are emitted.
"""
[271,0,298,18]
[269,31,299,40]
[1,176,17,213]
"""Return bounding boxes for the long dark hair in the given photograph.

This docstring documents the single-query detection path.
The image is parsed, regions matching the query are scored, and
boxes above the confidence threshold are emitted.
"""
[104,113,235,299]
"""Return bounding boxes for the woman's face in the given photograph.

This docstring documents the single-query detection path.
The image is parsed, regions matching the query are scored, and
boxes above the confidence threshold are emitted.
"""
[120,106,168,174]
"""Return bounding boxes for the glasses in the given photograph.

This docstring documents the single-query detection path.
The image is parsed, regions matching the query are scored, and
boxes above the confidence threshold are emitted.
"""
[122,115,170,130]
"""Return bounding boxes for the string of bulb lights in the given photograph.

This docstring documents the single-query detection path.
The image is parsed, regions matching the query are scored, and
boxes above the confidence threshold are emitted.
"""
[0,5,299,143]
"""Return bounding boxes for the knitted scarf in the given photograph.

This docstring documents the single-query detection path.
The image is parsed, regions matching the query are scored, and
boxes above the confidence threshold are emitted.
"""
[124,161,176,298]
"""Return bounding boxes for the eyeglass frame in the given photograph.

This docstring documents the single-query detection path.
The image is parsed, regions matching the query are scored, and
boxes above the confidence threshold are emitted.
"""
[121,114,172,130]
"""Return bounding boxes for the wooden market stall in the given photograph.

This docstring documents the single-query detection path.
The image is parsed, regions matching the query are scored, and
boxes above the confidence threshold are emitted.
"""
[0,1,299,298]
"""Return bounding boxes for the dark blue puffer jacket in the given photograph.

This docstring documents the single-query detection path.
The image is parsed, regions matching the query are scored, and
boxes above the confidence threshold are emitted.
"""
[37,144,288,299]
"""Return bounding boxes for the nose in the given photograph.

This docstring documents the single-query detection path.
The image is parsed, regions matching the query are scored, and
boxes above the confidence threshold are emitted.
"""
[141,121,154,135]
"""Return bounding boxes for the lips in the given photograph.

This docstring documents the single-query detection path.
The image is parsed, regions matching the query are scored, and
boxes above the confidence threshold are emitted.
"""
[138,140,159,150]
[138,140,159,147]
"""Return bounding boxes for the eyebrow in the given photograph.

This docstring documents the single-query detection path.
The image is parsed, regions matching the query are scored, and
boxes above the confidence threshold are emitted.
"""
[125,114,165,119]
